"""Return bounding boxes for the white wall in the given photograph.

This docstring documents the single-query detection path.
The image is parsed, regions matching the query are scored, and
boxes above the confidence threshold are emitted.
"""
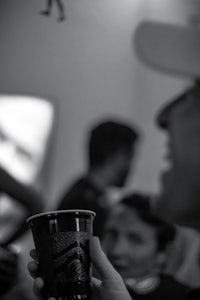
[0,0,189,208]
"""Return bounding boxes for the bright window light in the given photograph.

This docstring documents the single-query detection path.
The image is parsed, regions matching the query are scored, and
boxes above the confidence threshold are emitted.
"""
[0,95,54,184]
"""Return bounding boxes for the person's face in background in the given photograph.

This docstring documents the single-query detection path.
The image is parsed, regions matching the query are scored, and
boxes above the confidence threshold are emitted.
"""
[102,204,160,279]
[156,86,200,229]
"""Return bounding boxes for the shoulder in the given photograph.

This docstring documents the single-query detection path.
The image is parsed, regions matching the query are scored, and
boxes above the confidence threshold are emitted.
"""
[57,176,99,209]
[159,273,190,295]
[66,177,98,198]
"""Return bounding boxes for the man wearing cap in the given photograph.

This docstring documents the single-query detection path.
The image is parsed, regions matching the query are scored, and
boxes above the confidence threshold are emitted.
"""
[134,21,200,298]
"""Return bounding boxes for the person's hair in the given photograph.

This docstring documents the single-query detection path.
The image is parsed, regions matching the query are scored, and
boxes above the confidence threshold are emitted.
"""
[121,193,176,252]
[88,119,139,168]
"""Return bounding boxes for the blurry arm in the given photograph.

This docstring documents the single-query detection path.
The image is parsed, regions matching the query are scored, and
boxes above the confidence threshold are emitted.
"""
[0,167,44,245]
[0,167,44,214]
[2,219,29,246]
[0,245,18,295]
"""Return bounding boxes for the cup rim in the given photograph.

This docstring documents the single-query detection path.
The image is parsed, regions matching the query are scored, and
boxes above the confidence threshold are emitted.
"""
[27,209,96,223]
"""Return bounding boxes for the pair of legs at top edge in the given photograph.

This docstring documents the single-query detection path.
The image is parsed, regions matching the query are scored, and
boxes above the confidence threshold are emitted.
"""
[40,0,65,22]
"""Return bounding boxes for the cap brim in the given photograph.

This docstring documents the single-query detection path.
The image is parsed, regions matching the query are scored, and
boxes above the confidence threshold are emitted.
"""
[134,21,200,79]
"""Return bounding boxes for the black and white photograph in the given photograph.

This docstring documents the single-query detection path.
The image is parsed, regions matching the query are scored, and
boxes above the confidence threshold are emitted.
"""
[0,1,200,299]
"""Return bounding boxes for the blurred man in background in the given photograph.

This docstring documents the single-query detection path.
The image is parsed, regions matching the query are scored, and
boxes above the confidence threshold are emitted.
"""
[57,119,139,238]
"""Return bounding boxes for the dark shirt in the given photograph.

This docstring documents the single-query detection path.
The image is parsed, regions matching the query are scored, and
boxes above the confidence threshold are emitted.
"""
[57,177,108,238]
[127,273,190,300]
[188,288,200,300]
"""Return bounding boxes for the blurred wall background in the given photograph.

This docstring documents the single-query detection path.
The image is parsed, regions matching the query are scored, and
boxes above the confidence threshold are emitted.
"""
[0,0,191,209]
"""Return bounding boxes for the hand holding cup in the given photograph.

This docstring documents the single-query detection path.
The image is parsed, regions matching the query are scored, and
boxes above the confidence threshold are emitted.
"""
[28,237,131,300]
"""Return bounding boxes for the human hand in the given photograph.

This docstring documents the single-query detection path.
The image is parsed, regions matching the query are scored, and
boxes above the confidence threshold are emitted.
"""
[90,236,131,300]
[28,237,131,300]
[27,249,49,300]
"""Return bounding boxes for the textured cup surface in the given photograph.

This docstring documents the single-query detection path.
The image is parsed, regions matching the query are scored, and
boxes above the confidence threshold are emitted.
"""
[27,210,95,300]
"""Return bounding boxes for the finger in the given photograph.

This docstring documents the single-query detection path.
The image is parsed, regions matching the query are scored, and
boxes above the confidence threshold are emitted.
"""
[91,275,131,300]
[91,277,102,288]
[33,277,44,297]
[28,261,38,279]
[89,237,121,281]
[30,249,37,260]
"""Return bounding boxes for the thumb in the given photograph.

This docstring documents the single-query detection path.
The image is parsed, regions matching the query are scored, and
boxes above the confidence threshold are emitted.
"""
[89,236,122,281]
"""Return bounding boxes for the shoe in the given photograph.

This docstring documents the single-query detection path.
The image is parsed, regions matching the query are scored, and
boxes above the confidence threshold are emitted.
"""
[58,14,65,22]
[40,10,50,16]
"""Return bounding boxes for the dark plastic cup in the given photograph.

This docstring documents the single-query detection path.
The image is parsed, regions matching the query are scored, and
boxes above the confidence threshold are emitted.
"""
[27,209,96,300]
